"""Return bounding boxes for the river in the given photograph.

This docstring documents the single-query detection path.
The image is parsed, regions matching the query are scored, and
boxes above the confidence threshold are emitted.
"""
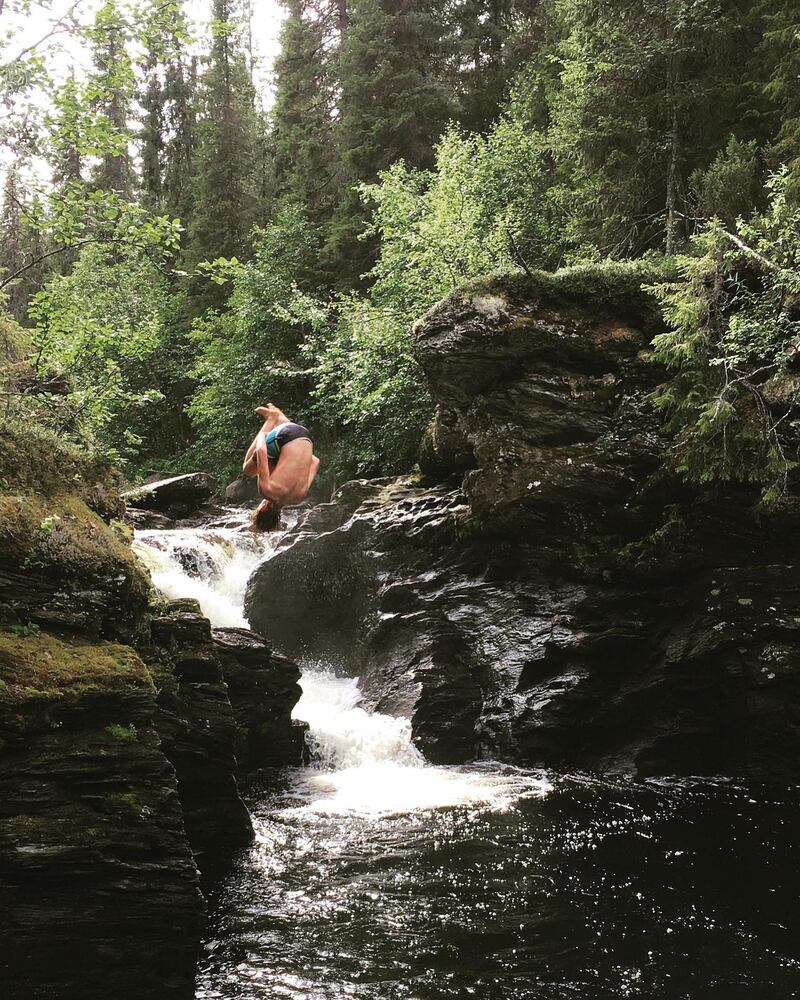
[133,513,800,1000]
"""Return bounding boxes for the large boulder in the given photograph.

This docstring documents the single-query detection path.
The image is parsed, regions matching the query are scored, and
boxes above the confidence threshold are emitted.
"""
[224,475,260,503]
[123,472,217,515]
[245,268,800,778]
[213,627,304,770]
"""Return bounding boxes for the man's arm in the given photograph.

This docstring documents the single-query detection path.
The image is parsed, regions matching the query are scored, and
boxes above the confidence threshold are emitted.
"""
[256,433,290,502]
[243,423,268,476]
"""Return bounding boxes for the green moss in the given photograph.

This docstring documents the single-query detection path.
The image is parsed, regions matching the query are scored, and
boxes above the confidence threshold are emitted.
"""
[0,422,148,609]
[0,423,122,510]
[110,518,133,545]
[428,257,678,338]
[0,630,154,708]
[105,722,138,742]
[0,492,147,594]
[108,790,145,812]
[617,505,689,569]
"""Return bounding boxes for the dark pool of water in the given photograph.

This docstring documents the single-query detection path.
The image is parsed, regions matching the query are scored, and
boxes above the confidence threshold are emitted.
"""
[196,769,800,999]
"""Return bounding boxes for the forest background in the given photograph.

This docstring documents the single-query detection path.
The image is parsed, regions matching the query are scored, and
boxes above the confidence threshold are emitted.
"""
[1,0,799,495]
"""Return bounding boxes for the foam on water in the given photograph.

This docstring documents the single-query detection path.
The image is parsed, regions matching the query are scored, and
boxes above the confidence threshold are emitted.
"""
[133,517,550,817]
[288,664,551,816]
[133,523,271,628]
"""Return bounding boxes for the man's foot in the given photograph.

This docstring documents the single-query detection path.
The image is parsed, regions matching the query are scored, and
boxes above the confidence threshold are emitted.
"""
[255,404,278,420]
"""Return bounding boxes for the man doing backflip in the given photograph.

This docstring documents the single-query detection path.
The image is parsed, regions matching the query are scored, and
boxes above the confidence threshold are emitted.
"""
[242,403,320,530]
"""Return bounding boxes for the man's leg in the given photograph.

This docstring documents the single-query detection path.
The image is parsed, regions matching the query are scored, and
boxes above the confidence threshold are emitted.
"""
[306,455,320,492]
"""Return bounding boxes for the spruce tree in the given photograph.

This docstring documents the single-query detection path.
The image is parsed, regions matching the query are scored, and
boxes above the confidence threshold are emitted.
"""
[271,0,337,228]
[549,0,769,256]
[139,0,197,220]
[758,0,800,194]
[452,0,548,134]
[329,0,456,283]
[337,0,455,180]
[89,0,135,197]
[0,167,32,321]
[186,0,263,305]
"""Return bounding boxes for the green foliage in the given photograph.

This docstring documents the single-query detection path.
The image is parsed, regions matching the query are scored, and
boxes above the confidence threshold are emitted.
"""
[88,1,136,196]
[187,204,320,478]
[690,138,764,227]
[3,0,800,494]
[758,0,800,191]
[329,0,458,282]
[650,171,800,496]
[185,0,264,308]
[305,296,432,478]
[27,241,179,464]
[271,0,337,228]
[547,0,770,256]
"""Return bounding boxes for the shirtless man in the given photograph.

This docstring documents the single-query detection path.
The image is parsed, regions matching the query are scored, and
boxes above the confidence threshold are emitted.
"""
[242,403,320,530]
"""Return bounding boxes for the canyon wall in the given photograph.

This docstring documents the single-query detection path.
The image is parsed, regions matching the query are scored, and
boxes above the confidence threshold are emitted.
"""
[0,426,300,998]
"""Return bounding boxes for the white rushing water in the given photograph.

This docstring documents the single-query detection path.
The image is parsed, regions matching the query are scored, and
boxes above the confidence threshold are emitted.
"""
[134,519,274,628]
[134,515,550,817]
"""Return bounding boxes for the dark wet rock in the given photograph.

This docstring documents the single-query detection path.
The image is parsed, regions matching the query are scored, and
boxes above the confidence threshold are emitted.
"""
[0,631,202,1000]
[123,473,217,515]
[246,272,800,778]
[213,627,304,770]
[126,507,175,530]
[171,543,219,579]
[0,431,302,995]
[149,601,253,856]
[145,603,303,854]
[224,475,260,503]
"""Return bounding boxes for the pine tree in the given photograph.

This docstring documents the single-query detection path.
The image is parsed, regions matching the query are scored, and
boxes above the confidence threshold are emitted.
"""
[186,0,264,304]
[1,167,30,321]
[271,0,338,228]
[329,0,457,283]
[452,0,548,134]
[140,44,165,211]
[337,0,455,181]
[758,0,800,193]
[549,0,769,256]
[89,0,135,197]
[139,0,197,220]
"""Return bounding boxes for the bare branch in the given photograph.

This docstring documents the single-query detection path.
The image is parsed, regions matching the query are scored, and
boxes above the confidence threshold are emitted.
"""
[719,229,779,273]
[0,235,164,289]
[3,0,85,66]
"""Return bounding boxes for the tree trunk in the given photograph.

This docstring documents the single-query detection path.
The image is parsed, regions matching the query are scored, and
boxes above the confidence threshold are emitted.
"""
[665,47,681,255]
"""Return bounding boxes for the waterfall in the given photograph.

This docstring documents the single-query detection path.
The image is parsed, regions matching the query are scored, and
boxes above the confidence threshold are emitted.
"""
[134,511,550,817]
[133,518,273,628]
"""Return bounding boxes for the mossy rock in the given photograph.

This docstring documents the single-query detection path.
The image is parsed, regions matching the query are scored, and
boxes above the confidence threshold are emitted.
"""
[0,424,150,632]
[0,422,124,519]
[0,492,146,589]
[0,630,155,742]
[421,258,677,340]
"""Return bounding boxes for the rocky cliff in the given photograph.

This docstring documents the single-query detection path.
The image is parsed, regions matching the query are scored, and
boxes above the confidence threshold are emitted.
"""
[246,265,800,780]
[0,425,301,998]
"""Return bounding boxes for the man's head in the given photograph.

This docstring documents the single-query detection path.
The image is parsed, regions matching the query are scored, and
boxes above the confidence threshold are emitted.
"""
[252,499,282,532]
